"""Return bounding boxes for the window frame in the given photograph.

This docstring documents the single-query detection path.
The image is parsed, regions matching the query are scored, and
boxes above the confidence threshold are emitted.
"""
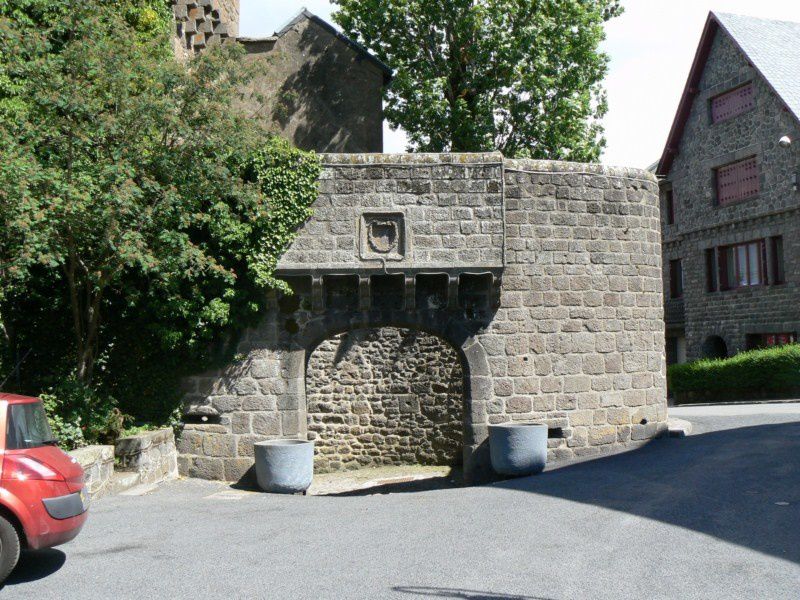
[669,258,684,299]
[770,236,785,285]
[705,248,718,292]
[718,239,767,291]
[664,189,675,225]
[746,332,797,350]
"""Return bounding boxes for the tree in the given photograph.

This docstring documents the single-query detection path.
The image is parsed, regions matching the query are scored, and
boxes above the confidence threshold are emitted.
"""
[0,0,319,391]
[333,0,622,160]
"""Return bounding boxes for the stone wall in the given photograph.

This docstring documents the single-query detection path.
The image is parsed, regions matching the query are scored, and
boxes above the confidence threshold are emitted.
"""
[307,327,464,472]
[280,153,504,271]
[69,445,115,499]
[498,161,666,450]
[116,429,179,485]
[238,15,387,153]
[662,29,800,359]
[178,153,668,483]
[171,6,386,153]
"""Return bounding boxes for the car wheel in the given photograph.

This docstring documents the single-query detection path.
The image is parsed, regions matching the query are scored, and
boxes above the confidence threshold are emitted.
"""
[0,515,21,584]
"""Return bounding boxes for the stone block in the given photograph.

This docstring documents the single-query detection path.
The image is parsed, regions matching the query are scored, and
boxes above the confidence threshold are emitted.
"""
[505,396,532,414]
[252,413,281,436]
[223,458,255,483]
[187,456,224,481]
[230,412,252,434]
[589,426,616,446]
[202,433,237,458]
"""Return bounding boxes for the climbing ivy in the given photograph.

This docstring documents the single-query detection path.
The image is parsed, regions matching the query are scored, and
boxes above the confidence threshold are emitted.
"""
[250,137,321,293]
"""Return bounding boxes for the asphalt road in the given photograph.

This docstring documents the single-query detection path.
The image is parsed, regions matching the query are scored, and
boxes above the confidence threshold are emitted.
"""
[4,403,800,600]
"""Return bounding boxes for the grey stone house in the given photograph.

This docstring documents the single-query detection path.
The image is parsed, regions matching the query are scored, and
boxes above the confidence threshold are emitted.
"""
[172,2,390,152]
[656,12,800,363]
[178,154,669,484]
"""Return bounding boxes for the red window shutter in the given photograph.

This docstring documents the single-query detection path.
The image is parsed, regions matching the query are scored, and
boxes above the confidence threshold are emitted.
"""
[717,157,759,205]
[711,83,756,123]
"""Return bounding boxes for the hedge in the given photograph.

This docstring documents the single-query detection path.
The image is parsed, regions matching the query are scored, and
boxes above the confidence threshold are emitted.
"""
[667,344,800,403]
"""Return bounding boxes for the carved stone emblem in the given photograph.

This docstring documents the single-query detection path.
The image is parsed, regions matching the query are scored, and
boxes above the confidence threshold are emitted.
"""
[368,220,398,254]
[360,213,406,261]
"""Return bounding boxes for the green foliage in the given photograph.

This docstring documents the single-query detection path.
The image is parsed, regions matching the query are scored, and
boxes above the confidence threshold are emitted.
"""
[668,344,800,400]
[250,138,321,292]
[41,378,126,450]
[0,1,320,432]
[333,0,622,160]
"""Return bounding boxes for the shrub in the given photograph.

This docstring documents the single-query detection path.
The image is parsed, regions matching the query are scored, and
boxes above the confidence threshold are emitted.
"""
[668,344,800,400]
[40,378,127,450]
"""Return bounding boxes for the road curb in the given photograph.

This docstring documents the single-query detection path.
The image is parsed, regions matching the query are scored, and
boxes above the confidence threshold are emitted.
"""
[667,418,693,438]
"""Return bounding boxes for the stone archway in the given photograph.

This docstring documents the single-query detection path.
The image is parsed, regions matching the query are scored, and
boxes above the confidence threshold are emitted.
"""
[305,327,465,473]
[702,335,728,359]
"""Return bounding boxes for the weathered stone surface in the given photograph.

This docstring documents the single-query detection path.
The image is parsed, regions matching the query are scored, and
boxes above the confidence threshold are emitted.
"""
[115,429,178,485]
[69,445,114,498]
[307,328,463,473]
[178,154,667,482]
[223,457,254,483]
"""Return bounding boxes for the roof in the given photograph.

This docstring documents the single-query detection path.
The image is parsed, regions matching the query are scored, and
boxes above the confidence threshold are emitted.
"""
[272,9,393,84]
[656,11,800,177]
[0,393,39,403]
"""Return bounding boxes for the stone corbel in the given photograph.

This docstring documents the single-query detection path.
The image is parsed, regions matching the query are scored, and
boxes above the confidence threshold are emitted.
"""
[311,275,324,312]
[448,274,460,310]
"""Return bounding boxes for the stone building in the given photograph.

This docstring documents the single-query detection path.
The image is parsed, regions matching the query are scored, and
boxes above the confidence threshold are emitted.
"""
[172,2,390,152]
[656,12,800,363]
[178,154,668,483]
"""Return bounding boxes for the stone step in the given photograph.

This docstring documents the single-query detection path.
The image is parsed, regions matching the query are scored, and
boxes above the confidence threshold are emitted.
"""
[118,483,160,497]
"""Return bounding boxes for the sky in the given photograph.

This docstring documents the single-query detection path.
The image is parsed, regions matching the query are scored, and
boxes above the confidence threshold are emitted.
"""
[240,0,799,168]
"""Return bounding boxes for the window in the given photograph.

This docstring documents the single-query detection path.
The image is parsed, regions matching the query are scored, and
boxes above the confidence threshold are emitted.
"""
[705,248,718,292]
[669,259,684,299]
[6,402,56,450]
[719,240,767,290]
[747,332,796,350]
[716,157,759,205]
[771,236,785,284]
[711,83,755,124]
[664,190,675,225]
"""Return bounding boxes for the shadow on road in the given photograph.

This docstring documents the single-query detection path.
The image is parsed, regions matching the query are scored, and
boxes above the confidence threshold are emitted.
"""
[494,421,800,564]
[392,587,555,600]
[324,470,463,496]
[341,421,799,566]
[4,549,65,586]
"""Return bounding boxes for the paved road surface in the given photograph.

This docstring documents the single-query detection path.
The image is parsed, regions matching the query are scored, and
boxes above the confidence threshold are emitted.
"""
[4,403,800,599]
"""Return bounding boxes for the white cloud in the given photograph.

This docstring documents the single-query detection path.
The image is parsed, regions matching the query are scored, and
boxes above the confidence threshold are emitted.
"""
[241,0,800,163]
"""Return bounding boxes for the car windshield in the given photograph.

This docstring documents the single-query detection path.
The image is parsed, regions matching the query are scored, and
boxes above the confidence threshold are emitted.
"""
[6,402,57,450]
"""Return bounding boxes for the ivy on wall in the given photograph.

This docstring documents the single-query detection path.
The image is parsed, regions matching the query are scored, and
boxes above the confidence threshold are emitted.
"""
[250,137,322,293]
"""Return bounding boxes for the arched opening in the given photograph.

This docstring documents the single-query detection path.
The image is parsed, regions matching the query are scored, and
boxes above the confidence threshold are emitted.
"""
[702,335,728,359]
[305,327,465,473]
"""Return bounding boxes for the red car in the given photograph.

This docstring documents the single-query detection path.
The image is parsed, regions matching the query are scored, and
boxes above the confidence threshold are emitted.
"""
[0,394,89,582]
